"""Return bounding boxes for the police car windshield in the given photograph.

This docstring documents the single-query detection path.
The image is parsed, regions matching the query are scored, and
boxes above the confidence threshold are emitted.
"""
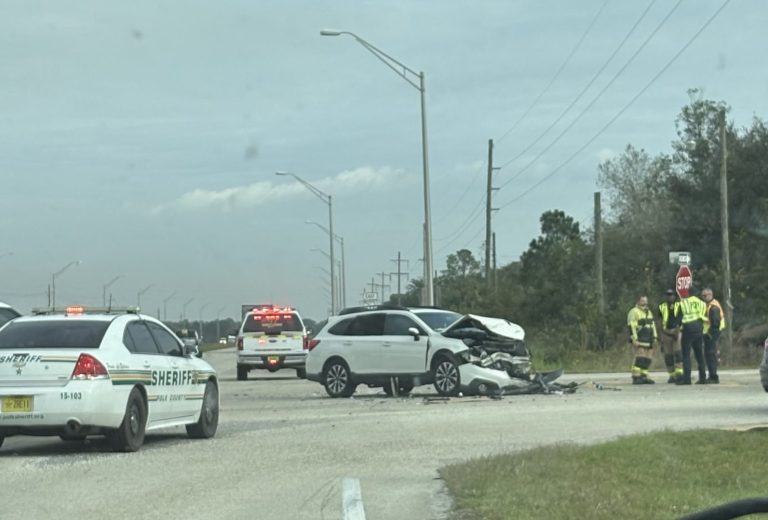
[413,310,462,331]
[0,308,21,328]
[243,313,302,334]
[0,320,110,349]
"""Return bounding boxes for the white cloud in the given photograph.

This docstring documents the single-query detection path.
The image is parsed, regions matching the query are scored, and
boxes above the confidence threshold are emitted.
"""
[154,166,406,214]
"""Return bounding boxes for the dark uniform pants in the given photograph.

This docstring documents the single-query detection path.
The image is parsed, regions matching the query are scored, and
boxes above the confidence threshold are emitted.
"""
[681,322,705,383]
[703,330,720,379]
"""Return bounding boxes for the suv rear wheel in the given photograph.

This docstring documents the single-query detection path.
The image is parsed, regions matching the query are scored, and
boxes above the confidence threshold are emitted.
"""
[323,359,356,398]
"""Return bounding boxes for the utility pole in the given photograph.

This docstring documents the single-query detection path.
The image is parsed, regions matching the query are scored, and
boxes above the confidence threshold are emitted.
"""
[390,252,409,304]
[375,272,391,304]
[595,192,605,349]
[492,232,497,291]
[720,108,733,360]
[485,139,500,288]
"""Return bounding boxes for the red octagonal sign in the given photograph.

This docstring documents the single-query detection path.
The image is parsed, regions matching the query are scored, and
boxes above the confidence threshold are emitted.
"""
[676,264,692,298]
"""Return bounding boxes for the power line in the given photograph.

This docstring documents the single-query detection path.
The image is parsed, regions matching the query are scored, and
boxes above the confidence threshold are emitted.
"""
[497,0,683,191]
[496,0,611,146]
[434,193,485,242]
[432,159,486,227]
[497,0,732,210]
[497,0,658,170]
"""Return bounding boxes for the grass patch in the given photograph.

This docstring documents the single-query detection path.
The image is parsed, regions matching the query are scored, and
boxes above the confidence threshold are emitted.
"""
[441,429,768,520]
[199,342,231,353]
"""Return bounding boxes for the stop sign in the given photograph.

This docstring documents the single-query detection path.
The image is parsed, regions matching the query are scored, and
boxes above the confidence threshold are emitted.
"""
[676,264,693,298]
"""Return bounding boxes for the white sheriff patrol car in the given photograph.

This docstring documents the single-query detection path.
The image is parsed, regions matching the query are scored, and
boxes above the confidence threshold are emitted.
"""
[0,306,219,452]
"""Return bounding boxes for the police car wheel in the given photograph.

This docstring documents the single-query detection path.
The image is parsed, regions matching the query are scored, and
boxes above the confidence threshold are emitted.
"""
[187,380,219,439]
[296,368,306,379]
[0,435,4,449]
[237,365,248,381]
[109,388,147,452]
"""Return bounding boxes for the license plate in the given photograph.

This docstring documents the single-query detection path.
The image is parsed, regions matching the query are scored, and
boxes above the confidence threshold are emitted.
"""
[2,396,33,413]
[267,356,280,364]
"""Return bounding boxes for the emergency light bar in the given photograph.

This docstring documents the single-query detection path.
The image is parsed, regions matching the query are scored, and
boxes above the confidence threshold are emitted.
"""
[251,305,294,313]
[32,306,141,316]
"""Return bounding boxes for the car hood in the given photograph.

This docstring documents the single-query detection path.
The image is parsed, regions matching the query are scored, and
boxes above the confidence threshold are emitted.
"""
[442,314,525,341]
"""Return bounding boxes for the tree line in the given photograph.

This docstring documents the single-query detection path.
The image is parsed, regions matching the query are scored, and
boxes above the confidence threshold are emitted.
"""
[394,90,768,362]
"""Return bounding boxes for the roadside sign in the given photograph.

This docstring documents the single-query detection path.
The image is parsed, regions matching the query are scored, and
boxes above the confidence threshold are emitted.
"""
[676,264,692,298]
[668,251,691,265]
[362,292,378,302]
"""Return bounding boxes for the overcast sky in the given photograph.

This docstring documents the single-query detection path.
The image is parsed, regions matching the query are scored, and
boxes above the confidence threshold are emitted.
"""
[1,0,765,322]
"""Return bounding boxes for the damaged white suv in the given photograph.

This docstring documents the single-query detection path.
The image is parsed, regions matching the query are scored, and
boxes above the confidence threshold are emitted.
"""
[305,306,544,398]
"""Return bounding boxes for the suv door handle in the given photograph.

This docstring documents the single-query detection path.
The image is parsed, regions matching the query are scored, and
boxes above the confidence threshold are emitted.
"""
[382,342,392,347]
[343,341,353,346]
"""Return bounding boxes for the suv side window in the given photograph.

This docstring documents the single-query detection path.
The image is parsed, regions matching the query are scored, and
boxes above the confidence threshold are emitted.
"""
[147,322,183,356]
[384,314,424,336]
[125,321,161,355]
[346,313,385,336]
[328,318,352,336]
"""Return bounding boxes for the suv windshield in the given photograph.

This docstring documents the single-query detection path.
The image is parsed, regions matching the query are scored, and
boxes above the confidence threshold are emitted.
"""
[413,310,462,331]
[243,313,303,334]
[0,320,110,349]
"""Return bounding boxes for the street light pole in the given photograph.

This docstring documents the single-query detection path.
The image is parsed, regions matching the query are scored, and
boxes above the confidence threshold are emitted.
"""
[182,298,194,323]
[102,275,122,307]
[137,284,154,309]
[51,260,82,308]
[163,291,178,322]
[199,303,209,339]
[306,220,346,308]
[321,29,434,305]
[216,306,226,342]
[276,171,336,314]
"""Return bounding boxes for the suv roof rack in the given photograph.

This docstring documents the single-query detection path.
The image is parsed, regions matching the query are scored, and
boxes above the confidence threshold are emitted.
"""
[337,303,409,316]
[31,305,141,316]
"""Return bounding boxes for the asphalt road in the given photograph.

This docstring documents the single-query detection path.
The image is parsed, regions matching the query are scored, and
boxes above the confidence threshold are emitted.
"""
[1,348,767,520]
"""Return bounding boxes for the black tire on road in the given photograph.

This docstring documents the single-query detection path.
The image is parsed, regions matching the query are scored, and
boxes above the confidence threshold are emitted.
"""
[108,387,147,452]
[323,360,356,398]
[433,356,461,397]
[296,368,306,379]
[186,380,219,439]
[0,435,4,449]
[237,365,248,381]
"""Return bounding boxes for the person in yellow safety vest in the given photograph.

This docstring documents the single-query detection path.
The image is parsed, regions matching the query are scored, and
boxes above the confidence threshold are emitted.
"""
[627,295,658,384]
[657,289,684,383]
[677,289,708,385]
[701,287,726,384]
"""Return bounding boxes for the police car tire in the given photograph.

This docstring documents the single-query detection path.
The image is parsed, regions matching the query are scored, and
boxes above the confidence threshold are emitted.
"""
[186,380,219,439]
[296,368,306,379]
[237,365,248,381]
[109,388,146,452]
[0,435,4,449]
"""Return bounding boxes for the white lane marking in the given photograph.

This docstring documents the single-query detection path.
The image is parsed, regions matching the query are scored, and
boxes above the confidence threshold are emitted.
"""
[342,478,366,520]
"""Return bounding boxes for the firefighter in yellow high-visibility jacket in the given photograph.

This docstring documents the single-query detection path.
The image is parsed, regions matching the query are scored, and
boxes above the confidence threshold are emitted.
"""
[627,295,658,384]
[657,289,683,383]
[701,287,726,384]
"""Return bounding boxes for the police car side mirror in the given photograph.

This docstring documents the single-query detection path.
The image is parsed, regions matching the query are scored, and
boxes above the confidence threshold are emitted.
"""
[408,327,420,341]
[183,344,199,357]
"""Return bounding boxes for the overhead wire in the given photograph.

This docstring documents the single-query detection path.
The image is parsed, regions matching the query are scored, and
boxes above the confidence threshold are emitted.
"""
[496,0,658,170]
[497,0,732,210]
[496,0,684,192]
[496,0,611,146]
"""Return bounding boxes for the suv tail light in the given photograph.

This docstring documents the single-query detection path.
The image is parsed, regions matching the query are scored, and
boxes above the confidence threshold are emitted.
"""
[306,339,320,351]
[237,336,243,351]
[71,354,109,380]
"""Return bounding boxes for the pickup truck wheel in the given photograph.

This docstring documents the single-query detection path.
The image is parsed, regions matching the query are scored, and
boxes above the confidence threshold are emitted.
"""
[237,365,248,381]
[323,360,356,398]
[433,357,461,397]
